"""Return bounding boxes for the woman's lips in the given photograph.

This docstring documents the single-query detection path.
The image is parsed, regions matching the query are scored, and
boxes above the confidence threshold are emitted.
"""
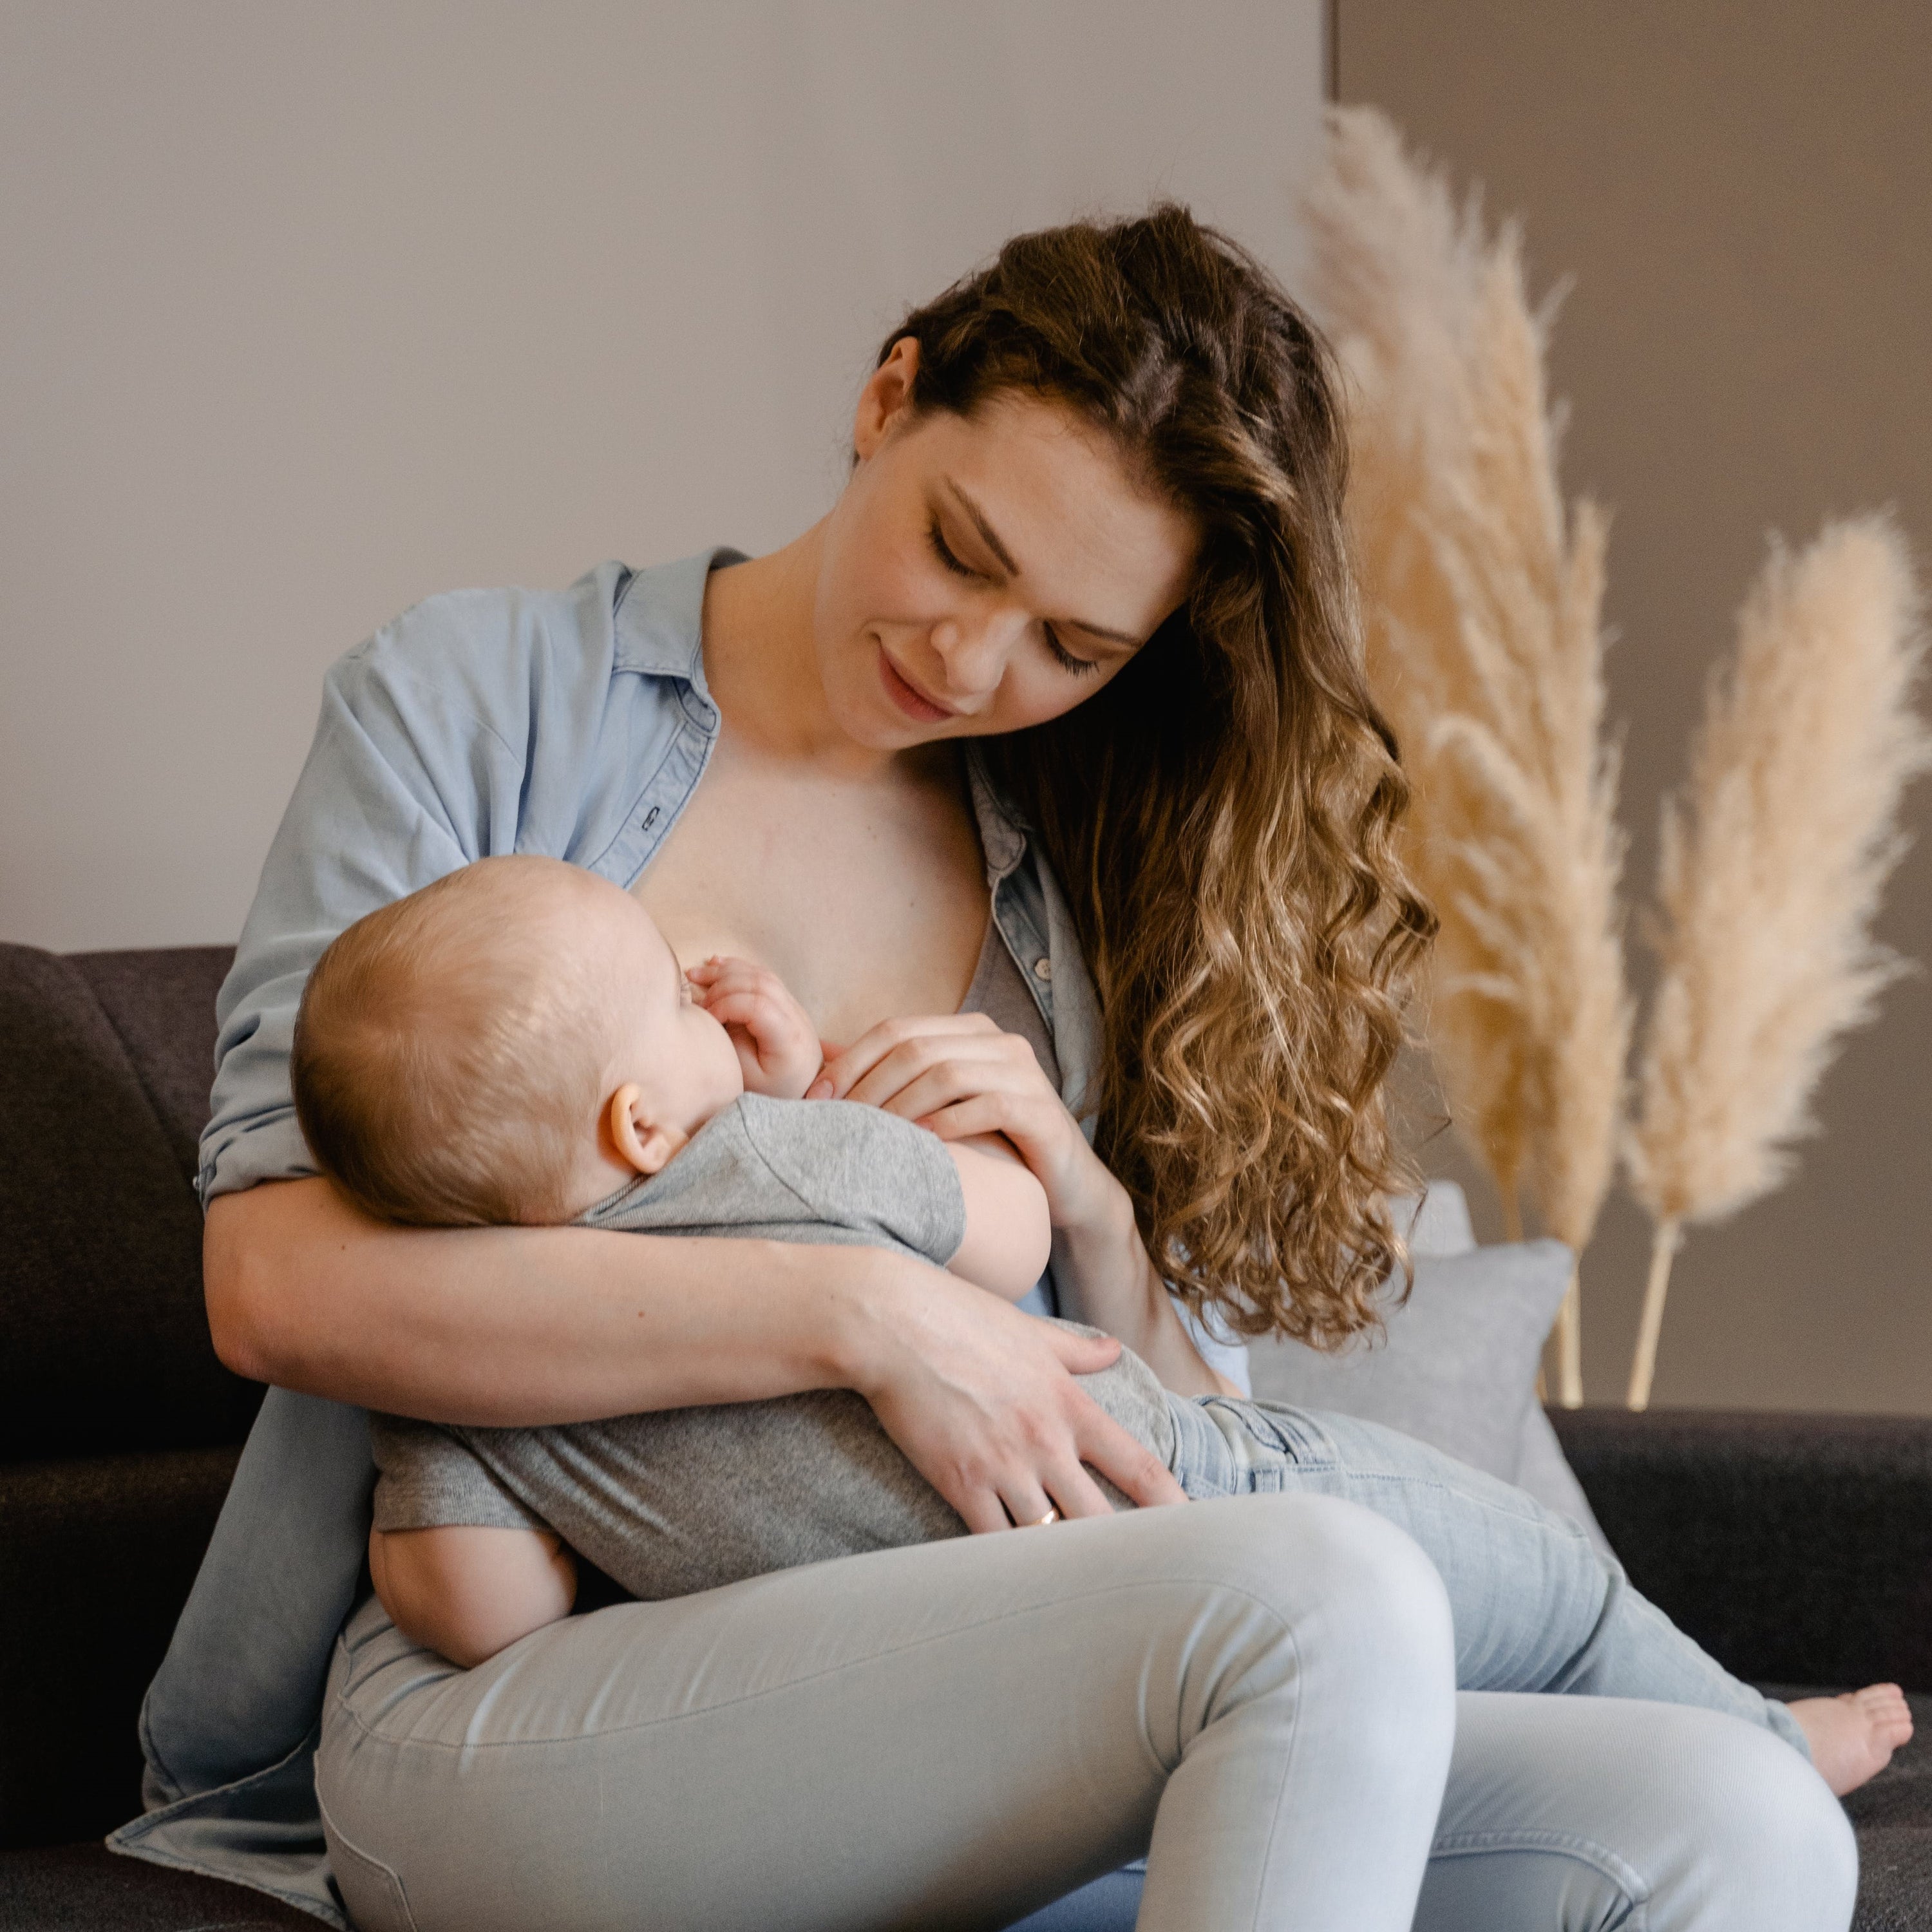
[878,647,955,723]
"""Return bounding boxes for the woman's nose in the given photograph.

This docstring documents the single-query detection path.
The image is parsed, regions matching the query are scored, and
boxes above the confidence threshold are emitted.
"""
[930,610,1024,698]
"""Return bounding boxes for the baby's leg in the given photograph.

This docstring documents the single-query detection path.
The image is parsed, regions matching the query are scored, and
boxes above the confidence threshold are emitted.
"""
[1164,1397,1850,1766]
[369,1524,578,1669]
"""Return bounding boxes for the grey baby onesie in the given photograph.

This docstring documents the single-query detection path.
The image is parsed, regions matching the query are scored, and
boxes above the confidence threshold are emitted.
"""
[370,1095,1173,1600]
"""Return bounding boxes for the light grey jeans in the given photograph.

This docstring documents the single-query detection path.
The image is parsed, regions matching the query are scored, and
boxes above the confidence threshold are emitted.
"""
[316,1417,1857,1932]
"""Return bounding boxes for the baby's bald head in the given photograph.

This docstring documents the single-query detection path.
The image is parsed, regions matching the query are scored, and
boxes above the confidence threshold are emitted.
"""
[292,857,623,1226]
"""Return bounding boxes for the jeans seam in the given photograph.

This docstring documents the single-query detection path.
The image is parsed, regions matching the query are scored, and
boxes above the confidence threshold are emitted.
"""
[1319,1467,1595,1554]
[1245,1619,1305,1932]
[1430,1827,1652,1904]
[330,1569,1307,1756]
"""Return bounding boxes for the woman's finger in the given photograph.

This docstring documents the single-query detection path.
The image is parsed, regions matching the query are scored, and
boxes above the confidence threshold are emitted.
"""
[951,1485,1017,1538]
[810,1014,1001,1100]
[1041,1325,1123,1375]
[912,1096,1024,1143]
[842,1036,1036,1114]
[1041,1459,1117,1522]
[997,1480,1059,1530]
[1075,1409,1189,1510]
[862,1058,1032,1126]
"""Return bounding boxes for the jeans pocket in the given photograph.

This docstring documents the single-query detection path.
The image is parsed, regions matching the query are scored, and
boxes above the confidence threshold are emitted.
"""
[1202,1396,1337,1467]
[320,1795,420,1932]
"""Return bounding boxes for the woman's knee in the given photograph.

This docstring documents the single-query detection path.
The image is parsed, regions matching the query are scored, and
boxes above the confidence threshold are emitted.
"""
[1688,1719,1858,1929]
[1572,1703,1856,1932]
[1155,1493,1456,1718]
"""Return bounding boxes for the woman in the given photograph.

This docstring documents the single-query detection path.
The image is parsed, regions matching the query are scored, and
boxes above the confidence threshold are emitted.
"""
[128,209,1857,1930]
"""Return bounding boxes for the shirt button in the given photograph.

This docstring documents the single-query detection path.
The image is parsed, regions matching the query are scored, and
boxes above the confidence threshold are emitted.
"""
[1032,957,1054,982]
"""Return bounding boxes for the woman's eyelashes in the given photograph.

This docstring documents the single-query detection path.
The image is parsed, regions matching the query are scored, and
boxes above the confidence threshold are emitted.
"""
[924,519,1099,677]
[925,518,979,580]
[1043,627,1100,677]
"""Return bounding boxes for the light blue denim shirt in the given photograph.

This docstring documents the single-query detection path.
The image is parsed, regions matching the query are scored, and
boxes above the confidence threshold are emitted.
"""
[110,551,1245,1923]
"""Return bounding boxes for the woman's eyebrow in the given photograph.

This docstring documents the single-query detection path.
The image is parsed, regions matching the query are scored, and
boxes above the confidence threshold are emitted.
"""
[943,478,1021,576]
[942,477,1144,649]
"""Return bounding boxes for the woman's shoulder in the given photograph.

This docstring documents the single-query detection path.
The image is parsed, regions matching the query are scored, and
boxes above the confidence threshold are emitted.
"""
[316,551,730,794]
[328,562,632,726]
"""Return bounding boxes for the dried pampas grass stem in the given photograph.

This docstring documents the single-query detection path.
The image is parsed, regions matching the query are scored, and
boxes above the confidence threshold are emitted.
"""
[1625,517,1929,1408]
[1305,108,1631,1403]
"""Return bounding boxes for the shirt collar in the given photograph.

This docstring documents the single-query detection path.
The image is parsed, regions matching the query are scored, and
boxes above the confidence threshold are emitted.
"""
[965,743,1028,880]
[611,546,748,697]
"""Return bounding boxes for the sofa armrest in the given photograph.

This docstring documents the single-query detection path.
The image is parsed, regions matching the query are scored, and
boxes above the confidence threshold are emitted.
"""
[1551,1408,1932,1692]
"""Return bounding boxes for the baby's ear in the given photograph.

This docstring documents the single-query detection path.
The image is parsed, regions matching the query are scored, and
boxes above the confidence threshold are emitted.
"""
[607,1083,682,1177]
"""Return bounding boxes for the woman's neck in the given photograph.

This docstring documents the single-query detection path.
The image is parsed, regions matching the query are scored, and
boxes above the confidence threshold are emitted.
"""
[701,524,892,780]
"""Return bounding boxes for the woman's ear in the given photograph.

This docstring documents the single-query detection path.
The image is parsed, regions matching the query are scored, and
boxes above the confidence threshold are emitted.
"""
[852,336,921,460]
[607,1083,684,1177]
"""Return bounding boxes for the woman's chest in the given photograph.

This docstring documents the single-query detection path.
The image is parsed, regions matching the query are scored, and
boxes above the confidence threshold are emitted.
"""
[630,745,990,1044]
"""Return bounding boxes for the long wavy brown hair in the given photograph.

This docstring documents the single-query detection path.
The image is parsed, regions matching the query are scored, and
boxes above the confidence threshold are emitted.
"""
[884,205,1436,1346]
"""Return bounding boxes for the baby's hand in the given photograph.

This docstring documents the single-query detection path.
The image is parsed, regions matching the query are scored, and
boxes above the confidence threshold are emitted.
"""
[687,956,824,1099]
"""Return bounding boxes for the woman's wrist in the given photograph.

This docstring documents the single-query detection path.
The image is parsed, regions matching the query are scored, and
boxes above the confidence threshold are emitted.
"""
[1051,1177,1165,1328]
[1050,1184,1229,1396]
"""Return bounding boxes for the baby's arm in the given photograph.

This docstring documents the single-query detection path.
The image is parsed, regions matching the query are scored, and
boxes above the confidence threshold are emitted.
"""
[944,1135,1052,1301]
[689,960,1050,1295]
[369,1522,577,1670]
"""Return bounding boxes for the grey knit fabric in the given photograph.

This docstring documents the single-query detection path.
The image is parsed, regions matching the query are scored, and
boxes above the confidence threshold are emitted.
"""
[370,1095,1170,1599]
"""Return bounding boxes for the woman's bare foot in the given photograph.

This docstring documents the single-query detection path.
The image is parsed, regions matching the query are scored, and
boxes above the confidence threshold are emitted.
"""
[1788,1684,1914,1795]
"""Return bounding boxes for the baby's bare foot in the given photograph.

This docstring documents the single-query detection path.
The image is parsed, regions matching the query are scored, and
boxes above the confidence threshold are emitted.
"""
[1789,1683,1914,1795]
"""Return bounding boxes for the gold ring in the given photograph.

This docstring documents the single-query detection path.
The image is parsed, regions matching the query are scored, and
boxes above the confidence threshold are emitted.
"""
[1021,1508,1061,1528]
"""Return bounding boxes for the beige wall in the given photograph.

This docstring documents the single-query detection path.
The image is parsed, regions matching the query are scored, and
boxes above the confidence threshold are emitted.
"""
[1340,1,1932,1412]
[1,0,1323,952]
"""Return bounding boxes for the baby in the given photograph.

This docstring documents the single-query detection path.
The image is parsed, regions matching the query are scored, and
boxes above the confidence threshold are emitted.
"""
[290,855,1907,1795]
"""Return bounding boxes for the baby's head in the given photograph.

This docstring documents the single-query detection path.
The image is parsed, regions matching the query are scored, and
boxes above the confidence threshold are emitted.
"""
[291,856,744,1226]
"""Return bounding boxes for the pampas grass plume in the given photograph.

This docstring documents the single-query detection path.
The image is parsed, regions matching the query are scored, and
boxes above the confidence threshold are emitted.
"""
[1305,107,1631,1403]
[1625,517,1930,1407]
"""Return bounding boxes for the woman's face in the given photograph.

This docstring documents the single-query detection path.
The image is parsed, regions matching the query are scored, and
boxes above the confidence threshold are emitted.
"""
[811,342,1199,748]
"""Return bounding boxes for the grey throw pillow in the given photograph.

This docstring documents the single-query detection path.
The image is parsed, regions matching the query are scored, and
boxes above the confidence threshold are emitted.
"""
[1245,1229,1573,1485]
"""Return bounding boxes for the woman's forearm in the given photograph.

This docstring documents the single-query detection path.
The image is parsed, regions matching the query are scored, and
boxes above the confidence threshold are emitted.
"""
[204,1177,897,1425]
[1052,1186,1233,1399]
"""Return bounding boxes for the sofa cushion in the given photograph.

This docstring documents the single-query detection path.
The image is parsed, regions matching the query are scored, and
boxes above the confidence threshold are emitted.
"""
[0,943,258,1460]
[1246,1235,1575,1482]
[0,1444,242,1849]
[0,1842,316,1929]
[69,947,235,1189]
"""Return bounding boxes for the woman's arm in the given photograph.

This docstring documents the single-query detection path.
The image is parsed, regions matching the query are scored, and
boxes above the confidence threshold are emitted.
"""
[204,1175,1185,1528]
[811,1015,1236,1398]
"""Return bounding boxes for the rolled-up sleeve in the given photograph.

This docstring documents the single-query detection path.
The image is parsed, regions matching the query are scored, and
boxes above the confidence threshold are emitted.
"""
[198,566,630,1203]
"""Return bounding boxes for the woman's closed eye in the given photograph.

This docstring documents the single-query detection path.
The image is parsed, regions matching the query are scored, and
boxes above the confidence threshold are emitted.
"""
[925,520,1099,677]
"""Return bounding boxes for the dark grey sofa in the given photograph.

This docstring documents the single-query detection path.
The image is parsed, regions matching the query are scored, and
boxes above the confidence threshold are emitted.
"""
[3,940,1930,1929]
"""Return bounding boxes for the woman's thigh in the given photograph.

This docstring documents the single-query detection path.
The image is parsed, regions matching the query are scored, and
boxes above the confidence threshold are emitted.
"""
[1417,1692,1858,1932]
[316,1495,1456,1932]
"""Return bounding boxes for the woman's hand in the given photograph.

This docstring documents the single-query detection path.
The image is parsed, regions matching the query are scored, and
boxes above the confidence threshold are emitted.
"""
[687,955,824,1099]
[847,1262,1188,1531]
[808,1014,1112,1232]
[808,1012,1236,1401]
